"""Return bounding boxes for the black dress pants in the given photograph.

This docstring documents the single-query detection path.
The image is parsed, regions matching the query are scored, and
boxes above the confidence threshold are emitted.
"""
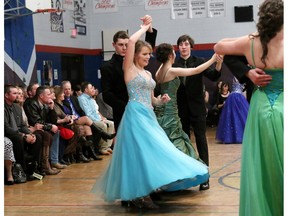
[190,115,209,166]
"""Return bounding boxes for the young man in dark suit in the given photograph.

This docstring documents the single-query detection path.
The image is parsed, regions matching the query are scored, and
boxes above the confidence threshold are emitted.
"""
[174,35,223,191]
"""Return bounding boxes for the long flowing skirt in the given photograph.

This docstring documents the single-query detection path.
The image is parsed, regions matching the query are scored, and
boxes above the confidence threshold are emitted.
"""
[95,101,209,202]
[239,89,283,216]
[216,93,249,144]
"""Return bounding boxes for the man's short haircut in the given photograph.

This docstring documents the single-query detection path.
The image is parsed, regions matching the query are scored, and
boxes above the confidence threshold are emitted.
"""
[81,81,92,93]
[4,84,17,94]
[113,31,129,43]
[61,80,71,88]
[36,85,49,98]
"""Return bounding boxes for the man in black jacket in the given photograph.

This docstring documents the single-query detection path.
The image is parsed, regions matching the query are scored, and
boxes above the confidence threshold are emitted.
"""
[174,35,223,191]
[100,26,157,131]
[4,84,43,179]
[23,85,63,174]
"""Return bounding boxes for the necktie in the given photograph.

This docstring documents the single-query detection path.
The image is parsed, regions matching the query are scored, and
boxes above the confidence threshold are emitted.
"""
[182,60,187,85]
[67,98,79,118]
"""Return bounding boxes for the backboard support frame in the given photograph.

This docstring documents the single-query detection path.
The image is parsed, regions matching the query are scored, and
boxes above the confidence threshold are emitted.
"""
[4,0,64,20]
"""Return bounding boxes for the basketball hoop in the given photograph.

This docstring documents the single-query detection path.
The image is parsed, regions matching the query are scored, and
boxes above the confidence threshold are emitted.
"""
[36,9,65,13]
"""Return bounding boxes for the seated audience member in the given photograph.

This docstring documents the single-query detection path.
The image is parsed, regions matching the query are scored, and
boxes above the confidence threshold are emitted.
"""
[48,86,69,167]
[78,82,115,155]
[23,85,64,172]
[4,137,16,185]
[24,83,40,107]
[4,85,45,179]
[53,86,90,164]
[61,81,116,160]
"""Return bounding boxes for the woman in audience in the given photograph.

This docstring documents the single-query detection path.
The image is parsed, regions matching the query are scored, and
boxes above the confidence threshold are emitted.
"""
[216,81,230,117]
[47,87,68,168]
[53,86,90,164]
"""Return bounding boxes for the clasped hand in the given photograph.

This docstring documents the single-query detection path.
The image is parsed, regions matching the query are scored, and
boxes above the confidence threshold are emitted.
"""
[160,93,171,104]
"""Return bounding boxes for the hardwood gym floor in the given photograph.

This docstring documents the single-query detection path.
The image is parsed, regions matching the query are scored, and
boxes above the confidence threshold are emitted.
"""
[4,127,242,216]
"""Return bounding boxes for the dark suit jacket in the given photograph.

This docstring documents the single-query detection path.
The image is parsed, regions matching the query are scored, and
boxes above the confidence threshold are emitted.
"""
[62,95,86,117]
[223,55,254,102]
[4,102,30,138]
[23,98,56,131]
[100,29,158,130]
[174,55,221,118]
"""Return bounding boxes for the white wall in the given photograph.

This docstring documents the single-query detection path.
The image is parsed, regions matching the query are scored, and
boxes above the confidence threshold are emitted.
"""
[33,0,261,50]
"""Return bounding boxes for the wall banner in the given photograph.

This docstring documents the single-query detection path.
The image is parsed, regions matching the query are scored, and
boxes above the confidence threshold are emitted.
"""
[188,0,206,18]
[171,0,188,19]
[51,0,64,32]
[207,0,225,18]
[145,0,171,10]
[93,0,118,13]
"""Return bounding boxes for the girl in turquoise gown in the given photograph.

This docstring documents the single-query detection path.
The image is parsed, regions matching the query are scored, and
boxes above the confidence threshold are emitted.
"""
[95,16,209,209]
[154,43,219,159]
[214,1,283,215]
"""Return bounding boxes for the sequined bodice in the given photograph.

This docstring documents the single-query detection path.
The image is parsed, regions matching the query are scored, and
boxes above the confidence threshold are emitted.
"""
[259,68,283,106]
[127,72,156,109]
[232,82,244,93]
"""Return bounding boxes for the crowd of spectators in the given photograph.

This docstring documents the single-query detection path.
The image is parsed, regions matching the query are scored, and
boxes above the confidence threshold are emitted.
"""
[4,81,114,185]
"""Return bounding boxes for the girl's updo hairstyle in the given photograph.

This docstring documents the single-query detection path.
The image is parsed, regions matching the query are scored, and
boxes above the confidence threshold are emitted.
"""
[156,43,174,63]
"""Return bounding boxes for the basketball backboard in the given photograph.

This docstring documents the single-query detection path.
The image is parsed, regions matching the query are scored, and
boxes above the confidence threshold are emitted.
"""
[25,0,52,12]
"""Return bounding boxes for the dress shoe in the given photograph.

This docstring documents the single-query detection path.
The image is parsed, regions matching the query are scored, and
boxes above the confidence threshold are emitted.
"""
[150,192,162,201]
[132,196,159,209]
[101,132,116,142]
[199,182,210,191]
[51,163,67,169]
[121,201,134,207]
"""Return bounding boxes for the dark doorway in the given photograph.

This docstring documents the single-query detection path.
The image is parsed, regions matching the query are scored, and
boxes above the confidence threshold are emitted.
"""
[61,54,84,87]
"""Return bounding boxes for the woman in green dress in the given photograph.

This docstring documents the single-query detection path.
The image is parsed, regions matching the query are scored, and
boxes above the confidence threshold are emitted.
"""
[154,43,219,159]
[214,0,283,215]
